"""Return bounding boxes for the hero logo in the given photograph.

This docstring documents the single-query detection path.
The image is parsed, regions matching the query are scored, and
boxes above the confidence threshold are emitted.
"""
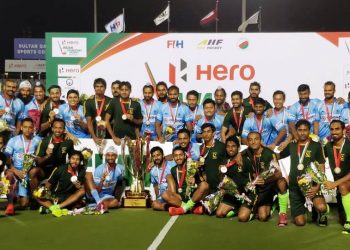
[167,40,184,48]
[169,59,255,83]
[198,39,223,49]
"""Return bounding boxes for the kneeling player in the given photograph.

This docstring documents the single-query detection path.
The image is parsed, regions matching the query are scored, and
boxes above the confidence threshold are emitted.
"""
[162,147,209,215]
[36,151,86,217]
[150,146,173,211]
[238,132,289,226]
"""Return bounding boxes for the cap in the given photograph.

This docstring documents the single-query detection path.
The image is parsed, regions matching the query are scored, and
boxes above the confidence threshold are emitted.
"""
[19,80,32,89]
[105,146,118,155]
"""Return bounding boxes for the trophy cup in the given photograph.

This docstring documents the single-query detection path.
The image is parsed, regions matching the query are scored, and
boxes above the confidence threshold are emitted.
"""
[122,137,149,207]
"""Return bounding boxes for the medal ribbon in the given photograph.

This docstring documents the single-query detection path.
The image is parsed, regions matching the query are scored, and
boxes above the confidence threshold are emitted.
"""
[324,100,334,122]
[233,108,244,133]
[225,159,236,169]
[191,105,198,126]
[21,135,32,154]
[95,97,106,117]
[333,140,345,169]
[187,143,192,159]
[300,103,309,120]
[297,140,310,165]
[176,164,186,190]
[3,94,13,111]
[200,140,215,159]
[254,116,263,134]
[253,154,260,176]
[119,99,129,116]
[168,102,179,122]
[67,165,78,176]
[274,107,286,124]
[143,99,154,122]
[156,161,167,185]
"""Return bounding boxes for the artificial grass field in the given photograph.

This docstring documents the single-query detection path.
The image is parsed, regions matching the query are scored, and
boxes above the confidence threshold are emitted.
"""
[0,204,349,250]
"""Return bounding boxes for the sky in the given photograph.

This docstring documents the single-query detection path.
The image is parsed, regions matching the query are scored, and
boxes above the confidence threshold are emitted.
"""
[1,0,350,75]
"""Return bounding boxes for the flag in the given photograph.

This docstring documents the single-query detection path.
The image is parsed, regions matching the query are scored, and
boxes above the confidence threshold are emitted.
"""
[200,9,217,25]
[238,11,260,32]
[105,13,124,33]
[154,5,169,26]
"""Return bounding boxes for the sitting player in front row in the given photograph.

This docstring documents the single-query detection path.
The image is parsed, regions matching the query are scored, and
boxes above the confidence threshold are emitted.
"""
[162,147,209,216]
[36,151,86,217]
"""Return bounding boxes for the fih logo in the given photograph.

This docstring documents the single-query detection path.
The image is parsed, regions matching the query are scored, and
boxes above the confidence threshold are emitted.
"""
[197,39,223,49]
[167,40,184,48]
[169,59,187,84]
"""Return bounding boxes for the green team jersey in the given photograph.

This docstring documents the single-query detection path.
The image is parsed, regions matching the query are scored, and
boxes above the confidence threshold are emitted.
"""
[221,156,250,191]
[222,107,250,136]
[35,134,74,168]
[200,140,226,193]
[48,164,85,199]
[324,140,350,180]
[242,147,276,182]
[39,100,65,137]
[106,98,143,139]
[280,140,325,187]
[170,164,200,201]
[243,97,272,114]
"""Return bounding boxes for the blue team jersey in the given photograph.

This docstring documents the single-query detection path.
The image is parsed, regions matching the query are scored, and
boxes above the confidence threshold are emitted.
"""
[242,115,285,145]
[193,114,224,142]
[156,102,193,141]
[94,163,125,195]
[341,107,350,124]
[269,108,291,143]
[58,103,90,138]
[318,99,344,139]
[188,104,204,124]
[139,99,163,140]
[150,161,173,197]
[172,142,201,161]
[0,95,24,133]
[5,135,41,170]
[288,99,320,132]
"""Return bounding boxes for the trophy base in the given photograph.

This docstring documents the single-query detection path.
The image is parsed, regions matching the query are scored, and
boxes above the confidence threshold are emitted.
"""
[123,190,149,208]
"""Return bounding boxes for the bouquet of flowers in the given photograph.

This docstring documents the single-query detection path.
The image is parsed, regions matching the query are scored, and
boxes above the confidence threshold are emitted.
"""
[22,154,35,188]
[219,175,252,204]
[164,126,175,141]
[297,173,313,212]
[96,120,106,139]
[81,148,93,166]
[201,191,223,215]
[245,160,280,192]
[79,93,89,105]
[0,119,9,133]
[185,158,198,198]
[33,186,53,200]
[306,162,335,196]
[0,177,10,195]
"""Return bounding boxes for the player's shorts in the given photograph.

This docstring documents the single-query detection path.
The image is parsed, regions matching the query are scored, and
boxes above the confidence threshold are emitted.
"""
[241,182,277,209]
[222,194,241,208]
[289,186,323,218]
[17,177,29,197]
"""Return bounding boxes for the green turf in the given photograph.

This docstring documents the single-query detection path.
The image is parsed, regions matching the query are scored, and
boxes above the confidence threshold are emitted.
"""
[0,208,349,250]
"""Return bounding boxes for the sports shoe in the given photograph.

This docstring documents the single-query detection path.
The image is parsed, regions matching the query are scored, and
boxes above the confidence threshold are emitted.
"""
[5,204,15,216]
[278,213,288,227]
[169,207,185,216]
[342,221,350,234]
[191,205,204,215]
[38,206,51,214]
[318,214,328,227]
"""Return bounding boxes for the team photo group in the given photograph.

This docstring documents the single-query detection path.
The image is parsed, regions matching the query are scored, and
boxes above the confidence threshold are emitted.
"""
[0,77,350,234]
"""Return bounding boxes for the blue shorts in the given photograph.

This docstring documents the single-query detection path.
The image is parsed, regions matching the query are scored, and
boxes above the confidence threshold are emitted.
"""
[17,177,29,197]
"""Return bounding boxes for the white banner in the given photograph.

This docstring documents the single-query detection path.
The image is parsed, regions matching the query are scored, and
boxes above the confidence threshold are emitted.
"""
[105,14,124,33]
[5,59,46,72]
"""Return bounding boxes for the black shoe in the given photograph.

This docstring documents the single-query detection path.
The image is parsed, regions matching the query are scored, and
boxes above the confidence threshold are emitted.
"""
[318,213,328,227]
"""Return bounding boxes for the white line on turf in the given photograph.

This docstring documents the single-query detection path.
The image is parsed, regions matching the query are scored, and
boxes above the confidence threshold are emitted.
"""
[147,215,179,250]
[7,216,26,226]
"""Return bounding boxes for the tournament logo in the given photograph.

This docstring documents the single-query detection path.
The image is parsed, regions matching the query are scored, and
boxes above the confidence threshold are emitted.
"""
[238,38,249,49]
[169,58,187,85]
[197,39,223,50]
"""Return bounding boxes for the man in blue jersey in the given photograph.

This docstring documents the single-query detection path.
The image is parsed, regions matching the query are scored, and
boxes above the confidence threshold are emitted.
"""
[89,146,124,212]
[318,81,344,144]
[241,98,286,147]
[194,99,224,142]
[0,79,24,135]
[186,90,204,142]
[139,84,163,140]
[4,118,41,215]
[288,84,321,140]
[156,85,193,142]
[149,146,173,211]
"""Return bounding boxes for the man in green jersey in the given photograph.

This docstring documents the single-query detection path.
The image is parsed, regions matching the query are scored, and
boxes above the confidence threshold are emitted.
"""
[324,120,350,233]
[279,119,328,226]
